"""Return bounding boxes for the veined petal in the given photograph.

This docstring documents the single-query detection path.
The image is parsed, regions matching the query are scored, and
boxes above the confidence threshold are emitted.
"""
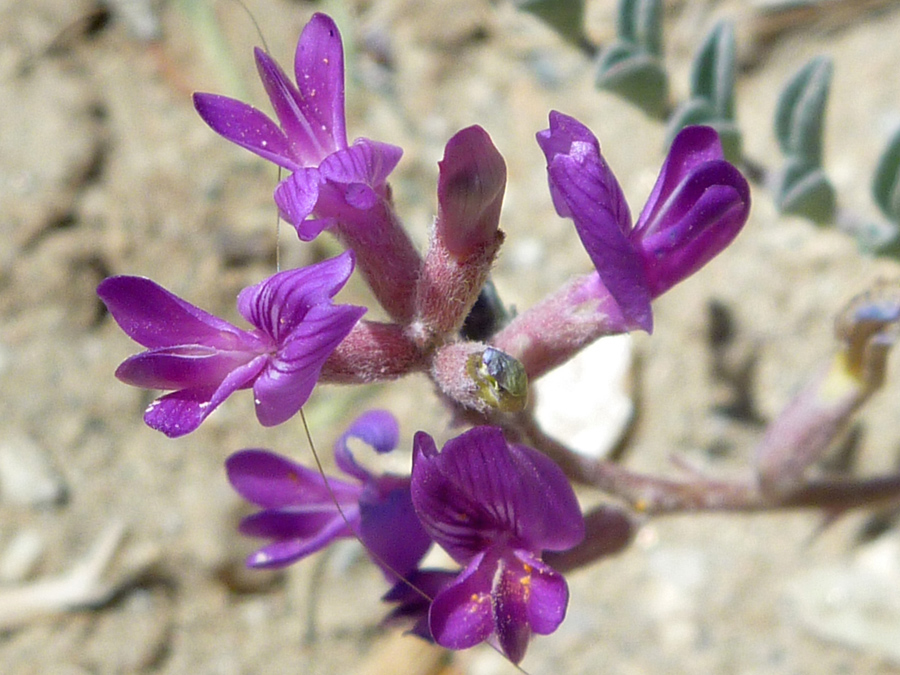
[634,125,725,236]
[428,553,494,651]
[536,111,607,218]
[294,13,347,152]
[114,345,259,390]
[538,112,652,332]
[254,48,336,166]
[318,139,403,191]
[274,168,325,238]
[638,171,748,297]
[142,355,267,437]
[411,428,585,562]
[226,449,362,508]
[236,252,358,340]
[253,303,366,426]
[98,276,255,349]
[192,93,300,171]
[334,409,400,480]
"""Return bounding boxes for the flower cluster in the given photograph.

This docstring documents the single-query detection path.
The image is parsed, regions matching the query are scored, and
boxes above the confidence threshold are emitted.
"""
[98,11,751,666]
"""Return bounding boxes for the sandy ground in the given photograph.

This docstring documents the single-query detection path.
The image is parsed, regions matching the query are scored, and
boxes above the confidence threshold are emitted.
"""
[4,0,900,673]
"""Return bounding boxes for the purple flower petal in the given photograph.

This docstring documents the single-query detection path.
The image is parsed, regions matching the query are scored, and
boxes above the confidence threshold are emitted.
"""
[319,139,403,193]
[515,551,569,635]
[437,125,506,256]
[253,302,365,426]
[536,111,607,218]
[226,449,361,508]
[634,125,725,236]
[334,409,400,480]
[236,252,358,336]
[254,47,335,166]
[142,355,267,437]
[492,557,532,664]
[239,509,345,540]
[359,483,432,580]
[428,553,494,650]
[293,13,347,152]
[274,168,325,238]
[114,345,260,390]
[241,509,359,569]
[97,276,256,349]
[411,427,584,563]
[192,93,299,171]
[538,112,652,332]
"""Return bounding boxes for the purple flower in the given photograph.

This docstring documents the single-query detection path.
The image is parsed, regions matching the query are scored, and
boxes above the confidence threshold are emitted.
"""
[537,111,750,332]
[226,410,432,578]
[97,252,364,437]
[193,13,402,241]
[410,427,584,664]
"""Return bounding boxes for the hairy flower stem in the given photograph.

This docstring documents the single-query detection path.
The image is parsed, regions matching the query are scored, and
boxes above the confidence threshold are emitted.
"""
[490,273,631,380]
[334,200,422,324]
[320,320,428,383]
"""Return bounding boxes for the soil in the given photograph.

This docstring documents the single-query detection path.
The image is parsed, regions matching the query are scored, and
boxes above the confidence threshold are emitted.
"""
[3,0,900,673]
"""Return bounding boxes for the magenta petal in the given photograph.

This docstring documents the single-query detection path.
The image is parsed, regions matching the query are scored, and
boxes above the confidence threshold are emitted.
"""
[359,484,432,580]
[253,303,365,426]
[538,112,652,332]
[318,139,403,190]
[274,168,324,237]
[254,48,333,166]
[242,510,358,569]
[142,355,266,437]
[515,551,569,635]
[493,559,532,664]
[114,345,257,390]
[294,13,347,151]
[192,93,299,171]
[411,428,584,562]
[437,125,506,256]
[236,252,357,337]
[334,410,400,480]
[226,449,361,508]
[635,125,725,235]
[97,276,252,349]
[639,181,748,296]
[429,554,494,650]
[239,509,343,539]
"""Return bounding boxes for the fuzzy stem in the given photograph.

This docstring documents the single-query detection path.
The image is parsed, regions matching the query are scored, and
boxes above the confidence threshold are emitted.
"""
[489,272,633,381]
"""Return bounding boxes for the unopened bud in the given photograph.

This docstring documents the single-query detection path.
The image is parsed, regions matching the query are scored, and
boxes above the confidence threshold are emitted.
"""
[437,125,506,256]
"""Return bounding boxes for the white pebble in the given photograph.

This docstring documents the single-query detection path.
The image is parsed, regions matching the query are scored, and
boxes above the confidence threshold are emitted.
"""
[0,434,67,507]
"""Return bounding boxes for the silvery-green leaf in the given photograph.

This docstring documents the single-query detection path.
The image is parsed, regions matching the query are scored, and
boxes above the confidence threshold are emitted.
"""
[617,0,663,56]
[775,157,836,224]
[596,48,668,119]
[774,56,832,165]
[690,20,736,120]
[517,0,586,46]
[872,126,900,223]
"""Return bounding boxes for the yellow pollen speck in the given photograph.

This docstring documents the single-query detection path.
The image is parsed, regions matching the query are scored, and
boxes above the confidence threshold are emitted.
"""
[634,499,649,513]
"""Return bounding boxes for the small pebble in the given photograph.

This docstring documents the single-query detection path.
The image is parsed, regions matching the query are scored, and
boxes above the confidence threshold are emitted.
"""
[0,434,68,507]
